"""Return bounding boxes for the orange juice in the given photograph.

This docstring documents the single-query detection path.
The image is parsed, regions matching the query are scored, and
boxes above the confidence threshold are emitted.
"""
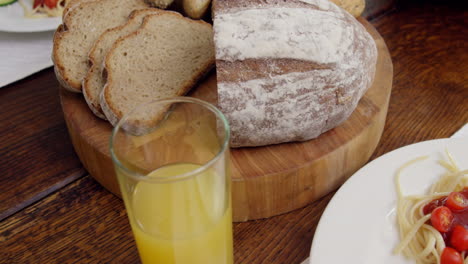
[122,163,233,264]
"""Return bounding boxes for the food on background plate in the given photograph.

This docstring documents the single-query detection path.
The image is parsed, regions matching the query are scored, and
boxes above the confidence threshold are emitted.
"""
[52,0,151,92]
[83,8,163,120]
[17,0,66,18]
[0,0,17,7]
[100,12,214,134]
[213,0,377,147]
[394,152,468,264]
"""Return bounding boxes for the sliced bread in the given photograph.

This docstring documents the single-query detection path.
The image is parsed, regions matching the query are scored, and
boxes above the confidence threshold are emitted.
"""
[52,0,150,92]
[83,8,162,119]
[62,0,94,19]
[101,12,214,134]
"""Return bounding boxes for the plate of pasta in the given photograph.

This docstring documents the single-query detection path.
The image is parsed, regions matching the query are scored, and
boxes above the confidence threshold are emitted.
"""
[309,138,468,264]
[0,0,65,32]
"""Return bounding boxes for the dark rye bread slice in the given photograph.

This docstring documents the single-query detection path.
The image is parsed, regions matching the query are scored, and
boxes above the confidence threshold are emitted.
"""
[100,12,215,134]
[52,0,150,92]
[213,0,377,147]
[83,8,162,119]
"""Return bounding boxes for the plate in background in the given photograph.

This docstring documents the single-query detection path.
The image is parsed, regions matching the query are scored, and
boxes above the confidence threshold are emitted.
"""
[0,0,61,32]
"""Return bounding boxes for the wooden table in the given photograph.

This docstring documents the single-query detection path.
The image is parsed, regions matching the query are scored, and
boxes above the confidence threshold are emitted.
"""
[1,1,467,263]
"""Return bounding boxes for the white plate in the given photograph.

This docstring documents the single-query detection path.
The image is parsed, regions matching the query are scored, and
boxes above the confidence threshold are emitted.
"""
[0,0,61,32]
[309,138,468,264]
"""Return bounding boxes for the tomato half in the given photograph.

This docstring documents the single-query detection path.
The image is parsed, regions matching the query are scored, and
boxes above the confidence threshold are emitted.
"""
[44,0,58,8]
[431,206,454,233]
[33,0,44,8]
[441,247,463,264]
[447,192,468,211]
[450,225,468,252]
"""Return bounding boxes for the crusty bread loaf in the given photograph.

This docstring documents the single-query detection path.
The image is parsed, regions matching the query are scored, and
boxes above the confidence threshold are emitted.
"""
[144,0,174,9]
[101,12,215,133]
[213,0,377,147]
[52,0,150,92]
[83,8,162,119]
[183,0,211,19]
[330,0,365,17]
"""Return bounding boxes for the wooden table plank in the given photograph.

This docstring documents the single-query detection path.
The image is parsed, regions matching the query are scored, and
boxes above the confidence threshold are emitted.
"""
[1,176,138,263]
[0,174,329,264]
[0,70,86,220]
[370,0,468,158]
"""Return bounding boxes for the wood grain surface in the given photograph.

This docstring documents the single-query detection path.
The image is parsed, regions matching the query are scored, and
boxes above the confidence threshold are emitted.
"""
[0,1,467,263]
[0,71,85,221]
[60,18,393,221]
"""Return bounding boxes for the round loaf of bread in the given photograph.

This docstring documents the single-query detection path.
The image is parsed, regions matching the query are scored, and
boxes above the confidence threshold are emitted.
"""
[213,0,378,147]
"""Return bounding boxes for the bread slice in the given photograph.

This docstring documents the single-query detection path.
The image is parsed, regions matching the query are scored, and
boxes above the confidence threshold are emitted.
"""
[183,0,211,19]
[101,12,214,134]
[52,0,150,92]
[144,0,174,9]
[62,0,94,19]
[83,8,162,119]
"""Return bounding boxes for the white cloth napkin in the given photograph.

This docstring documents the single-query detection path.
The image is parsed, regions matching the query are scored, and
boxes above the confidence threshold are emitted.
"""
[0,30,54,88]
[300,123,468,264]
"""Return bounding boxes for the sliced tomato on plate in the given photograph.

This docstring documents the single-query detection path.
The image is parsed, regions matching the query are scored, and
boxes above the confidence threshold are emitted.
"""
[33,0,44,8]
[441,247,463,264]
[447,192,468,211]
[431,206,454,233]
[450,225,468,252]
[33,0,58,8]
[44,0,58,8]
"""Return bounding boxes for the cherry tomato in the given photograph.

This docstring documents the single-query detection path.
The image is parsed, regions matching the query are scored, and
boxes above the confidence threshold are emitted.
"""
[450,225,468,252]
[431,206,454,233]
[44,0,58,8]
[423,197,447,215]
[447,192,468,211]
[441,247,463,264]
[33,0,44,8]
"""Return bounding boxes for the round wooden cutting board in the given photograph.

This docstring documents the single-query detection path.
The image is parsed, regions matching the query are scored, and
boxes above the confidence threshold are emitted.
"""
[60,19,392,222]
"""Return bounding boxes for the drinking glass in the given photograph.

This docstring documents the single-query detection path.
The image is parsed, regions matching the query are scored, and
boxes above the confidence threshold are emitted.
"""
[110,97,232,264]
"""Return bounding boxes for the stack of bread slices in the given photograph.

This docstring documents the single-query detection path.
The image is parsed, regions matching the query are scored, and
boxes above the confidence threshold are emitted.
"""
[53,0,215,130]
[54,0,377,148]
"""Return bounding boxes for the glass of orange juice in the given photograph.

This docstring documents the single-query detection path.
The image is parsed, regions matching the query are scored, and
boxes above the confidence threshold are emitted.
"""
[110,97,232,264]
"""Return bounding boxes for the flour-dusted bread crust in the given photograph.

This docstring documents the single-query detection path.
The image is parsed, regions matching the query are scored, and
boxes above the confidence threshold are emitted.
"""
[213,0,378,147]
[101,12,215,134]
[83,8,162,119]
[52,0,150,92]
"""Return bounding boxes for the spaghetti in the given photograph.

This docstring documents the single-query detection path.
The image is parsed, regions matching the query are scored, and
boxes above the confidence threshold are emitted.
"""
[394,151,468,264]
